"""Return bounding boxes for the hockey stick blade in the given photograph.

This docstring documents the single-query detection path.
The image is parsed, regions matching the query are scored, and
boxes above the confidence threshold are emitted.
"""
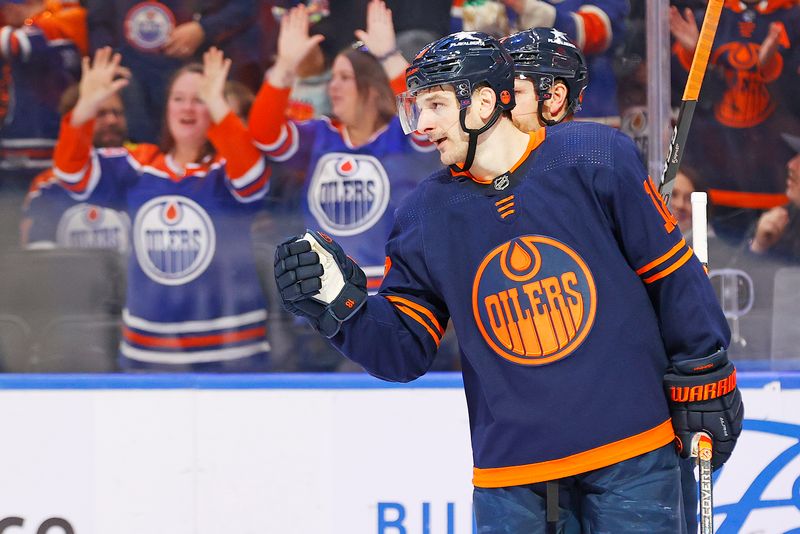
[659,0,724,207]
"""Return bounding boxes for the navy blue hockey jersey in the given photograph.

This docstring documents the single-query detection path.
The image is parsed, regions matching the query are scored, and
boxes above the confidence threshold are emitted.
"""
[333,122,730,487]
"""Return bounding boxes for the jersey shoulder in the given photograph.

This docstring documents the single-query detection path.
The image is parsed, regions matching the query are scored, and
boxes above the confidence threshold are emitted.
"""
[539,122,639,172]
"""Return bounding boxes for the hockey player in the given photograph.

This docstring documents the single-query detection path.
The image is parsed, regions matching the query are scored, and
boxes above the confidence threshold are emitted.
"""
[501,27,705,533]
[275,31,744,531]
[53,46,271,371]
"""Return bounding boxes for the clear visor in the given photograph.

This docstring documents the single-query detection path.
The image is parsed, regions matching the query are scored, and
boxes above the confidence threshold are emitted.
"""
[397,82,472,135]
[397,91,422,135]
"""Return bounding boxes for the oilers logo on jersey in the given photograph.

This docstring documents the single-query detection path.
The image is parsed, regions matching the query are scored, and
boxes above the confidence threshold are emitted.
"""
[133,196,215,286]
[307,153,390,237]
[56,203,131,253]
[472,235,596,366]
[124,1,176,52]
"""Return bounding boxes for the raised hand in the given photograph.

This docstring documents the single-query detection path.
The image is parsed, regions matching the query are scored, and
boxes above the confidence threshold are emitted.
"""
[270,4,325,87]
[669,6,699,52]
[751,206,789,253]
[354,0,397,59]
[198,47,232,123]
[71,47,130,126]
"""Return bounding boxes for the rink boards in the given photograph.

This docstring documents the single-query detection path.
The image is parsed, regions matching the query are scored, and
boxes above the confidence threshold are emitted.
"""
[0,372,797,534]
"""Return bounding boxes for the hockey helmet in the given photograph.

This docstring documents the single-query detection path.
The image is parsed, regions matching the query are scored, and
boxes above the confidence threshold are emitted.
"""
[397,31,516,135]
[501,27,588,116]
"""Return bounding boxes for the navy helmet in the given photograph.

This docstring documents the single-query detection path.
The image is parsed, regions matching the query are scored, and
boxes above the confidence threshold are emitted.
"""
[398,32,516,172]
[501,27,588,121]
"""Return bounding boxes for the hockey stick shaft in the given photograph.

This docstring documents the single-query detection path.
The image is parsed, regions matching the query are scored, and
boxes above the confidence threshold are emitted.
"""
[659,0,724,206]
[693,432,714,534]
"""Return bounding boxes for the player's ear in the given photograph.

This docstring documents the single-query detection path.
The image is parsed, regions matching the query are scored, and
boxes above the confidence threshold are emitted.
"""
[476,86,497,121]
[549,81,569,117]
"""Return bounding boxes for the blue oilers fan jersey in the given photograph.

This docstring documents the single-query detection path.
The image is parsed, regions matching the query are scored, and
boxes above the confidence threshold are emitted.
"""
[250,82,440,292]
[53,112,271,367]
[23,168,130,252]
[331,122,730,487]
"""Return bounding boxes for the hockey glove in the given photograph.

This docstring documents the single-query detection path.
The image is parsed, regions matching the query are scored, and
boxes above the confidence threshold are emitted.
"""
[274,230,367,338]
[664,349,743,469]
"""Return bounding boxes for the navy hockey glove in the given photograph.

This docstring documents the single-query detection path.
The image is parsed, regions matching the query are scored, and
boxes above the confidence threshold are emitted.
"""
[274,230,367,338]
[664,349,743,469]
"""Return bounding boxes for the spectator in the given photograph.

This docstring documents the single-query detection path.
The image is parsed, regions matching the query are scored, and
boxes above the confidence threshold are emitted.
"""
[671,166,700,236]
[749,134,800,262]
[86,0,263,143]
[23,78,255,251]
[670,0,800,241]
[21,84,132,251]
[249,0,441,371]
[0,0,86,250]
[53,47,271,372]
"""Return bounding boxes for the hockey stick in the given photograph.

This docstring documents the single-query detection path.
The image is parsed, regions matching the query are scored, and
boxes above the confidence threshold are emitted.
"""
[659,0,724,207]
[691,431,714,534]
[690,192,714,534]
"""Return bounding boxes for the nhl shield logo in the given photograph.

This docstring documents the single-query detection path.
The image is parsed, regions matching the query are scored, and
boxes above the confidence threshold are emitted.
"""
[472,235,596,365]
[56,203,131,253]
[124,1,175,52]
[308,153,390,237]
[133,196,215,286]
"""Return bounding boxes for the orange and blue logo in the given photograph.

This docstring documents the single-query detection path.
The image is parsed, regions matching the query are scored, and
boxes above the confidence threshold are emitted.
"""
[472,235,596,365]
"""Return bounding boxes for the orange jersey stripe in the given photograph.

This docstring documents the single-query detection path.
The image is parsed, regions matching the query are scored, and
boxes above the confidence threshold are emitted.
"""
[385,295,445,335]
[123,326,266,349]
[495,195,514,207]
[472,419,675,488]
[635,239,686,276]
[643,248,694,284]
[391,303,442,347]
[708,189,788,209]
[577,8,612,55]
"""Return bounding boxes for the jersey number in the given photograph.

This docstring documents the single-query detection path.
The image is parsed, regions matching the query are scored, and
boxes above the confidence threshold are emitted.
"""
[644,176,677,233]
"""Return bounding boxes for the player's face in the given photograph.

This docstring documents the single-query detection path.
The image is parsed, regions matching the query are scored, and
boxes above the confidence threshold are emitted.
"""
[93,94,127,148]
[511,78,540,133]
[328,55,360,126]
[166,71,212,148]
[786,153,800,206]
[671,172,695,234]
[415,87,468,166]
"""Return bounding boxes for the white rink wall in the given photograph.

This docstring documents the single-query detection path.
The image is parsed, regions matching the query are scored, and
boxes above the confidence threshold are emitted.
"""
[0,373,797,534]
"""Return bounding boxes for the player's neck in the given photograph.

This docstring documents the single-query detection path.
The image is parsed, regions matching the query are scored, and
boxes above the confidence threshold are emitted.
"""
[469,120,531,180]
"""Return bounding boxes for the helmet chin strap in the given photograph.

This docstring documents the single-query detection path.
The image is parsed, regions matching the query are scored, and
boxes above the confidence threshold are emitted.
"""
[537,100,561,127]
[449,106,504,174]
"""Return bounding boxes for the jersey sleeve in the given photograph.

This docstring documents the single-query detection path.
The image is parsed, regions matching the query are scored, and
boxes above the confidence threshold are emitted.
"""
[0,4,88,62]
[553,0,629,56]
[332,196,451,382]
[248,79,317,171]
[601,131,730,364]
[52,114,134,209]
[206,110,270,203]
